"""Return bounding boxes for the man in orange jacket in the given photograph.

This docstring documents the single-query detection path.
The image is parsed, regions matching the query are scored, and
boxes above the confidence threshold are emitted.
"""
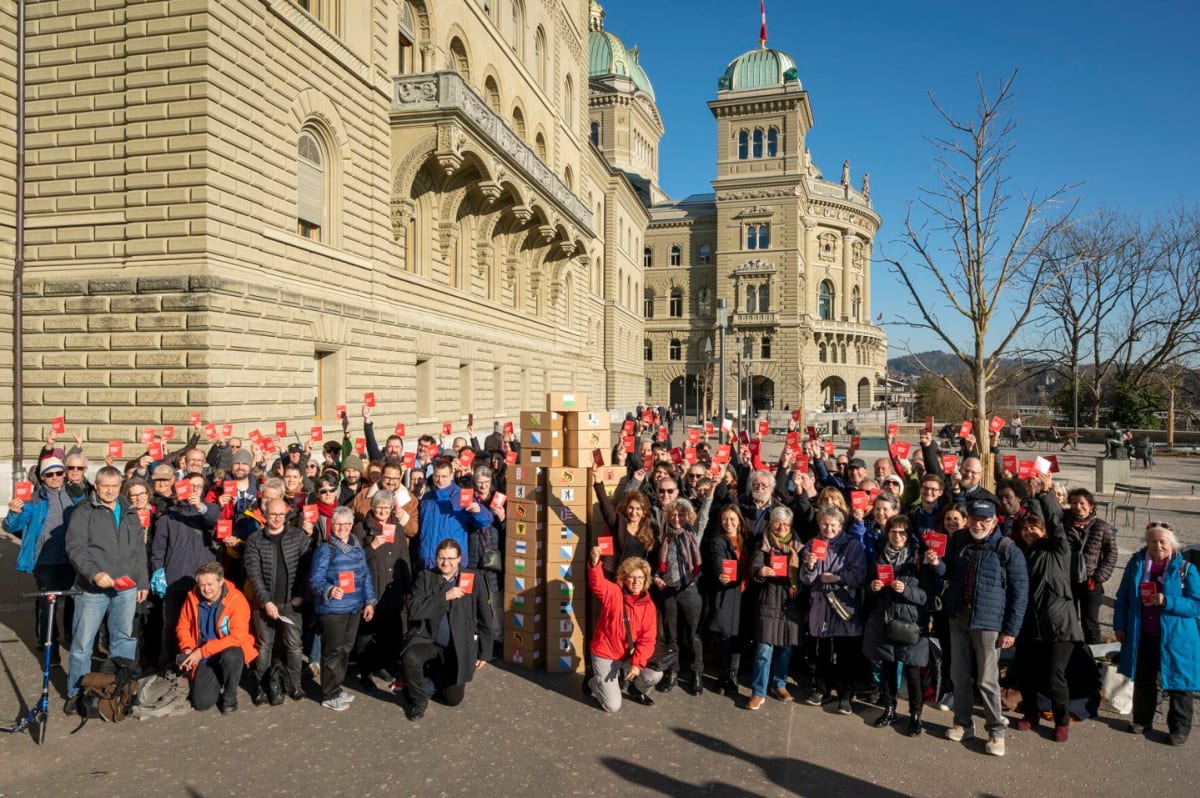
[176,560,257,713]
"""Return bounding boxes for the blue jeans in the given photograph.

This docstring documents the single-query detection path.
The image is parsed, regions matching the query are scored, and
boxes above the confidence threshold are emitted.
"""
[68,588,138,697]
[751,643,792,698]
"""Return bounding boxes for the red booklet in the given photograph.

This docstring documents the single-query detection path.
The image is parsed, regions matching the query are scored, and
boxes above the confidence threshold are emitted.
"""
[683,448,697,464]
[335,404,347,420]
[379,523,396,544]
[688,428,701,444]
[721,559,737,580]
[138,508,152,529]
[958,421,973,439]
[141,427,156,444]
[215,520,233,540]
[1002,454,1017,473]
[851,435,861,449]
[758,420,770,436]
[925,416,935,433]
[175,480,192,500]
[505,450,519,465]
[395,422,406,437]
[669,447,683,464]
[795,454,809,473]
[276,421,288,438]
[203,423,217,440]
[1139,581,1158,603]
[442,422,453,436]
[107,440,124,458]
[458,572,475,594]
[51,416,66,434]
[1017,461,1035,479]
[597,536,614,555]
[942,455,958,473]
[823,441,835,456]
[14,481,32,501]
[770,553,788,574]
[221,424,233,438]
[807,425,818,440]
[161,425,175,440]
[624,419,636,436]
[310,426,323,442]
[337,571,355,593]
[876,564,895,585]
[887,423,899,438]
[851,490,869,511]
[792,409,802,421]
[490,492,506,511]
[657,426,668,442]
[222,480,237,497]
[402,451,416,468]
[459,449,475,468]
[363,391,376,408]
[459,489,473,508]
[112,575,136,591]
[303,504,319,524]
[989,415,1006,433]
[923,532,948,557]
[591,448,605,467]
[891,440,912,460]
[810,539,829,561]
[704,421,715,435]
[148,441,164,460]
[189,411,202,425]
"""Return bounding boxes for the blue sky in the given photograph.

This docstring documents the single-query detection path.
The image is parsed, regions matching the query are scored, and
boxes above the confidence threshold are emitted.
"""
[595,0,1200,357]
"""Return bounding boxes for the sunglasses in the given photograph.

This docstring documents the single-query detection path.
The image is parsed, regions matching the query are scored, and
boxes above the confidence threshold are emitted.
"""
[1146,521,1172,531]
[317,488,337,495]
[67,466,86,472]
[42,471,66,478]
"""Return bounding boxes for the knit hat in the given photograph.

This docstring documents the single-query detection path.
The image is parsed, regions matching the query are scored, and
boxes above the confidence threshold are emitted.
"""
[232,449,253,466]
[39,457,65,475]
[341,454,364,473]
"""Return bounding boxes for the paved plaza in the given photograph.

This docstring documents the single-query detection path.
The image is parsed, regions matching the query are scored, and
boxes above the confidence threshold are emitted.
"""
[1,447,1197,797]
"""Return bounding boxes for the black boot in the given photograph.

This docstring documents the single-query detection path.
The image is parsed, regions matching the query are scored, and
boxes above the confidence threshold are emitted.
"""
[628,684,656,706]
[873,706,897,727]
[722,673,740,698]
[907,713,924,737]
[687,669,704,696]
[656,670,677,693]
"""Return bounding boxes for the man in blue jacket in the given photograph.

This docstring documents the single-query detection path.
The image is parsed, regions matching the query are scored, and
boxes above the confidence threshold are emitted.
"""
[943,497,1028,757]
[416,461,492,570]
[4,457,85,661]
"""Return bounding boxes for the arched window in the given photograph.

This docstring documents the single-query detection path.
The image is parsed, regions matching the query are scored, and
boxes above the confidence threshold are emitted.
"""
[512,106,526,139]
[669,339,681,361]
[818,280,834,320]
[767,127,778,157]
[533,27,547,86]
[643,246,652,268]
[698,287,712,315]
[737,130,749,160]
[669,288,683,318]
[761,336,771,359]
[669,244,681,266]
[397,2,415,74]
[830,343,838,363]
[746,226,757,250]
[643,288,654,318]
[563,75,574,128]
[510,0,524,55]
[818,342,827,362]
[742,337,753,358]
[297,130,325,241]
[841,343,847,363]
[484,75,501,113]
[745,286,756,313]
[758,284,770,312]
[564,165,574,191]
[449,37,470,78]
[644,339,653,361]
[590,121,600,145]
[535,132,547,160]
[851,287,861,321]
[698,244,711,264]
[752,128,763,158]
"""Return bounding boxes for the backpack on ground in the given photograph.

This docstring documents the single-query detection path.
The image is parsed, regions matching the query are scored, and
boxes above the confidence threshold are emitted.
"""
[72,657,141,732]
[130,672,191,720]
[264,661,288,706]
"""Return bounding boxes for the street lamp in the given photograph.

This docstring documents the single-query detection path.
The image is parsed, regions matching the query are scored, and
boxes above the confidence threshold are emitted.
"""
[716,299,727,444]
[703,337,713,428]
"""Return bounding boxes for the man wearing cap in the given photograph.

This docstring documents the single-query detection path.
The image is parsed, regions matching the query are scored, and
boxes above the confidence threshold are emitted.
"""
[5,457,86,661]
[64,466,149,713]
[942,497,1029,756]
[149,463,177,517]
[337,454,366,505]
[809,440,869,509]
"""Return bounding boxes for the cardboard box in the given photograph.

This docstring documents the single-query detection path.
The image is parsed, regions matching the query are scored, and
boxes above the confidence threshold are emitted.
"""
[506,517,544,545]
[507,500,543,524]
[545,631,587,673]
[563,428,612,450]
[546,504,584,525]
[545,467,589,487]
[520,428,562,449]
[519,411,562,431]
[545,594,582,618]
[507,555,544,579]
[505,610,543,635]
[505,626,542,651]
[545,560,585,582]
[546,392,588,412]
[548,615,583,637]
[547,484,589,509]
[544,540,586,564]
[509,465,542,486]
[524,447,564,467]
[504,573,544,595]
[546,521,585,545]
[545,578,584,604]
[562,410,607,431]
[503,642,543,669]
[511,482,543,502]
[503,590,544,613]
[505,536,544,561]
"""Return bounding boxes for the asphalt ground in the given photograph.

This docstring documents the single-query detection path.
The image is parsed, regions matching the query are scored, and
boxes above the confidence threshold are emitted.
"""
[1,446,1198,797]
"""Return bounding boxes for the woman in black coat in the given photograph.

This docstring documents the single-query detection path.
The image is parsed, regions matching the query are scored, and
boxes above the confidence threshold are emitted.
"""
[1013,478,1081,742]
[861,515,943,736]
[746,506,804,711]
[704,504,752,698]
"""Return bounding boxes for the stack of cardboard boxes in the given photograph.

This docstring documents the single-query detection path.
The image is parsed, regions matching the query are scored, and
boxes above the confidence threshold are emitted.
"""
[501,393,608,673]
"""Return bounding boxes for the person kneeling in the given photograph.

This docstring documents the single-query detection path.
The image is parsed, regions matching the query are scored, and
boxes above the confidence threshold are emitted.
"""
[176,561,257,714]
[584,547,662,711]
[400,538,493,722]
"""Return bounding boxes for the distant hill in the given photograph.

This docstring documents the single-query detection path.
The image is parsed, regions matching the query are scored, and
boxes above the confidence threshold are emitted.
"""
[887,351,967,378]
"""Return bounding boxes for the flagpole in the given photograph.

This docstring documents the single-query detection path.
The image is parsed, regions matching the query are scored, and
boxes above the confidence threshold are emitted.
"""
[759,0,767,48]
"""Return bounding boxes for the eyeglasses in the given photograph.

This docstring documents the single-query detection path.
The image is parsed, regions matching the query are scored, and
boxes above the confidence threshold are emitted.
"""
[657,488,678,495]
[266,512,288,518]
[625,575,647,583]
[230,443,241,449]
[436,556,461,563]
[317,488,337,495]
[67,466,86,472]
[128,491,148,499]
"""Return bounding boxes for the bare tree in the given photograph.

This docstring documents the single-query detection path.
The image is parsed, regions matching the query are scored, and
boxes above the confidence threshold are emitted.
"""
[881,72,1078,487]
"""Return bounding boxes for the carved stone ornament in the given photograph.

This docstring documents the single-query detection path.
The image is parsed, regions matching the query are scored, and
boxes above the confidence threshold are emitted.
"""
[394,77,438,105]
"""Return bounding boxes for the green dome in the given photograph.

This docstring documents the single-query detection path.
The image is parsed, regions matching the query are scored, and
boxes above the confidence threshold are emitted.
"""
[718,48,800,92]
[588,30,655,99]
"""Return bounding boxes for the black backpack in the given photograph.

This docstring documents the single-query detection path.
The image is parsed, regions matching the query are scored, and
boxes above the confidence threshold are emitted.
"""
[264,661,288,706]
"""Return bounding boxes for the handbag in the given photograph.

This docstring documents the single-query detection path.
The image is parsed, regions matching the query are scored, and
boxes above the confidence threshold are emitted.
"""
[886,618,921,646]
[478,548,502,573]
[826,586,858,622]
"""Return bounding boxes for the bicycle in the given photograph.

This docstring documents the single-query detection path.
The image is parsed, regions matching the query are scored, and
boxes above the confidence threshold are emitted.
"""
[1019,428,1038,449]
[1,587,82,744]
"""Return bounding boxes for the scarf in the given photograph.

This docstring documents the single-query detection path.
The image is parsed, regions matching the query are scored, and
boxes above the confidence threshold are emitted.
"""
[658,526,702,582]
[882,542,909,567]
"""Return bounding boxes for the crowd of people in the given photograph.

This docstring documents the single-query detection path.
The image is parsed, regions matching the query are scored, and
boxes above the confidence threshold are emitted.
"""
[4,406,1198,751]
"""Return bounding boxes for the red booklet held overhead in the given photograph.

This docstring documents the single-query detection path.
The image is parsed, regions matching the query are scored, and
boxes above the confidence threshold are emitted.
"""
[876,564,895,586]
[597,536,614,556]
[810,538,829,561]
[721,559,737,581]
[337,571,355,594]
[276,421,288,438]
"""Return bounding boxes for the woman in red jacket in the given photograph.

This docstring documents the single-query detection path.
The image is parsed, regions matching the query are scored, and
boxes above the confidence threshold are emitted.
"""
[583,548,661,711]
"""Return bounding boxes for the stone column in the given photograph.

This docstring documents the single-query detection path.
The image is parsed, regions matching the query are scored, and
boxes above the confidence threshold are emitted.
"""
[862,238,872,321]
[840,232,852,320]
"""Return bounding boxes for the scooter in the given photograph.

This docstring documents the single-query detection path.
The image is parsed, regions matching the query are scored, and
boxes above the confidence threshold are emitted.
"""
[1,587,82,744]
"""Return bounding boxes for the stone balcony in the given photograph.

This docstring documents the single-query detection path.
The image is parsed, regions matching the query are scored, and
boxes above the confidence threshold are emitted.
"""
[390,71,593,235]
[731,312,779,327]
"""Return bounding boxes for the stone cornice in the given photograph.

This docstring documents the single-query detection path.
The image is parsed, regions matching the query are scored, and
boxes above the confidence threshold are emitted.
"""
[263,0,385,95]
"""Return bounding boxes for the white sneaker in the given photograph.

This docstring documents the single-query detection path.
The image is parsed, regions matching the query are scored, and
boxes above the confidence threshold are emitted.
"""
[985,734,1006,757]
[340,692,355,703]
[936,692,954,712]
[321,695,349,711]
[946,724,974,742]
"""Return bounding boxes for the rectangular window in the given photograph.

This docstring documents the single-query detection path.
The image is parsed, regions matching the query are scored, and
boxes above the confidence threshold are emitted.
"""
[298,220,321,240]
[493,366,505,416]
[459,362,473,418]
[314,350,339,420]
[416,357,434,419]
